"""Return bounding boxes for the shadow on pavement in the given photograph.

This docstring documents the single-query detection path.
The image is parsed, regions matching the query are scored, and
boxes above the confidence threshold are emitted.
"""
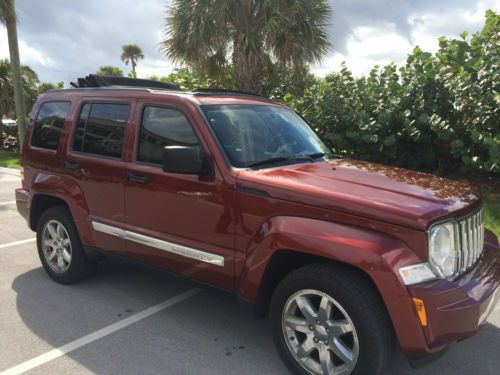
[10,259,500,375]
[10,260,285,374]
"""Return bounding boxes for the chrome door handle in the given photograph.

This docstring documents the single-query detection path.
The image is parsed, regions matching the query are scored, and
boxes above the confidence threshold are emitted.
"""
[177,191,212,197]
[63,161,80,170]
[125,173,149,183]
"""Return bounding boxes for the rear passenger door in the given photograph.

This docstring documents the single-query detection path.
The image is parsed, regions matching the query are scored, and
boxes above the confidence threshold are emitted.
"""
[63,98,135,255]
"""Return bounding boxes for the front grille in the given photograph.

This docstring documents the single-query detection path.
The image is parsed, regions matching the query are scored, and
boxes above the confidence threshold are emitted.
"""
[455,208,485,274]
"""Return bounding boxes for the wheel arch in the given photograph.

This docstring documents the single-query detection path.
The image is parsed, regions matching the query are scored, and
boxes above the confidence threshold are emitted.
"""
[29,172,93,245]
[30,194,69,230]
[236,215,430,358]
[251,249,381,319]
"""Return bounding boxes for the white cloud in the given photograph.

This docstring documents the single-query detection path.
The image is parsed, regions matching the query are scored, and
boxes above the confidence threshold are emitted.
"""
[0,27,8,57]
[312,23,413,76]
[312,0,500,77]
[136,58,175,79]
[18,39,57,67]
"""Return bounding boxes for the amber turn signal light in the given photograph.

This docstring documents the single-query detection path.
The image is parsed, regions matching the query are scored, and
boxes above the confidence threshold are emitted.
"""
[412,297,427,327]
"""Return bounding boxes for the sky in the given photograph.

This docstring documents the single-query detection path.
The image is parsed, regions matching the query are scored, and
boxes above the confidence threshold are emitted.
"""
[0,0,499,85]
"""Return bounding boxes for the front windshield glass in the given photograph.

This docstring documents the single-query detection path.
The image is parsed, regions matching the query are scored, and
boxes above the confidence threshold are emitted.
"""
[201,104,331,168]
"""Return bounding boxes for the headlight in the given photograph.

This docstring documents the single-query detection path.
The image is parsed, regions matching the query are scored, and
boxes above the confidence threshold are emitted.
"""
[429,222,457,277]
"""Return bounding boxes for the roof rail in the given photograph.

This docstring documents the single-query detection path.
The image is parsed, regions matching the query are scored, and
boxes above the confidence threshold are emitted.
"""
[70,74,180,90]
[193,88,265,98]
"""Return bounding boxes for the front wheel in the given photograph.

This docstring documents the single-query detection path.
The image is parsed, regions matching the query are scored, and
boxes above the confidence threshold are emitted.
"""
[270,264,394,375]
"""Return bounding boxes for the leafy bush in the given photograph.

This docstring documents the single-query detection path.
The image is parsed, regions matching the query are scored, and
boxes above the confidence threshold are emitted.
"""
[285,10,499,177]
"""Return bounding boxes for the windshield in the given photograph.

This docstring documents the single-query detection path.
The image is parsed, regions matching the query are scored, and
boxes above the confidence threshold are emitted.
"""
[201,104,331,168]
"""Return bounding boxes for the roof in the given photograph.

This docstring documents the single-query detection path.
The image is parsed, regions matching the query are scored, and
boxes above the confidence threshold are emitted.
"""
[40,74,283,107]
[42,87,282,107]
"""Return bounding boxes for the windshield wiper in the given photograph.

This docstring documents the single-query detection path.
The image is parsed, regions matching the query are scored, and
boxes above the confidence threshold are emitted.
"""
[302,152,327,159]
[307,152,344,160]
[243,155,311,168]
[244,153,326,169]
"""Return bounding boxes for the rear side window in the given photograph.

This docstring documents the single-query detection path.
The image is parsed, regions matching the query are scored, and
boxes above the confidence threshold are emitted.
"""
[137,106,200,165]
[73,103,130,158]
[31,101,71,150]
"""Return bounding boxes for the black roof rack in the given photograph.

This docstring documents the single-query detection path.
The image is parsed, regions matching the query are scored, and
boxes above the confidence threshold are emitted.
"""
[70,74,180,90]
[193,88,265,98]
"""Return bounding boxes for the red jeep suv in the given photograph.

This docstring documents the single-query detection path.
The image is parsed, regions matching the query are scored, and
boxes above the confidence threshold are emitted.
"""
[16,75,500,375]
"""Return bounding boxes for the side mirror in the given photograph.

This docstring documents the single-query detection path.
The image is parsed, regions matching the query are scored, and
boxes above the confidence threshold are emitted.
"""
[162,146,211,175]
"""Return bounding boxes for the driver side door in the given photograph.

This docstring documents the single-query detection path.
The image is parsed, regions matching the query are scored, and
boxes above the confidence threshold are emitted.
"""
[124,100,236,289]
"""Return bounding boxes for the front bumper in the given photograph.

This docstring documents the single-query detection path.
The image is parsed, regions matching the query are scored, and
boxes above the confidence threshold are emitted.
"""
[407,229,500,358]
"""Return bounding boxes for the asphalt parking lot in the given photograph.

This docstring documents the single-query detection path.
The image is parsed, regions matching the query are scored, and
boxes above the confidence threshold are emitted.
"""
[0,167,499,375]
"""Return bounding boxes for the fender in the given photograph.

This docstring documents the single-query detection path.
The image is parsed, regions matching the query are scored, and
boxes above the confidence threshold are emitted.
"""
[30,172,94,246]
[237,216,433,358]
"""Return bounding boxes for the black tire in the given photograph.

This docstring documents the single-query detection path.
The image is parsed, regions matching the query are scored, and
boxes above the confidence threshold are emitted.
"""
[36,206,96,284]
[270,263,394,375]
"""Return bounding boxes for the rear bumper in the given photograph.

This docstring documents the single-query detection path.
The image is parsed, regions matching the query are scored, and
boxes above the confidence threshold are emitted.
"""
[406,230,500,359]
[16,188,30,223]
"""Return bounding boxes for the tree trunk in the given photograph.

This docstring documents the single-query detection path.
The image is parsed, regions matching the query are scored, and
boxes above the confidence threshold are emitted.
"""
[6,13,26,151]
[131,60,137,78]
[232,35,263,94]
[0,109,4,150]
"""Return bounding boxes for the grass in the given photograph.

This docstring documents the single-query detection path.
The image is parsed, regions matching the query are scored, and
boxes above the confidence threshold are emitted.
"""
[484,193,500,239]
[0,151,21,169]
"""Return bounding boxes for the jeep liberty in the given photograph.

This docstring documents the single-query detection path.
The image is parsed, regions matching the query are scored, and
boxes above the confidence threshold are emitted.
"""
[16,75,500,375]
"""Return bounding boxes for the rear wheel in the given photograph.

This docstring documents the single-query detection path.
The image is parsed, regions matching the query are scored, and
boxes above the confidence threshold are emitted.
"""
[270,264,394,375]
[36,206,96,284]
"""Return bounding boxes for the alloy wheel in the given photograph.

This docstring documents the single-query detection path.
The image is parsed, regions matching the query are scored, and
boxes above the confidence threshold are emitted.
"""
[42,219,72,273]
[282,289,359,375]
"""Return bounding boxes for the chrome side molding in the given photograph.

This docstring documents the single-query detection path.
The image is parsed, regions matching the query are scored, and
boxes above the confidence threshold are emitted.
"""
[92,221,126,239]
[91,221,224,267]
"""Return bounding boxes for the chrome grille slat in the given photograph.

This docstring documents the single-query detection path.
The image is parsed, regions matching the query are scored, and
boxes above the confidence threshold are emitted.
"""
[467,217,473,267]
[460,220,468,273]
[476,212,482,260]
[474,214,479,260]
[455,208,484,276]
[471,215,476,262]
[455,228,462,272]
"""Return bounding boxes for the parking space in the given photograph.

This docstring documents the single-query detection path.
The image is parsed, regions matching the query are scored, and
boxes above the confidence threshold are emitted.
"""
[0,168,499,374]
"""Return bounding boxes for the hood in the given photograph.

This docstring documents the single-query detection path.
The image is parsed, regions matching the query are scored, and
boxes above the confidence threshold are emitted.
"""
[237,158,480,230]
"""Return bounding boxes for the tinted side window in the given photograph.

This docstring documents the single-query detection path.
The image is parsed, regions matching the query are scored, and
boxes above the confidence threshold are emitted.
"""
[137,106,200,165]
[31,101,71,150]
[73,103,130,158]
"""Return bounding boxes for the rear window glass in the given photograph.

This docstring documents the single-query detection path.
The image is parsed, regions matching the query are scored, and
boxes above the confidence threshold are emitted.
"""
[31,101,71,150]
[73,103,130,158]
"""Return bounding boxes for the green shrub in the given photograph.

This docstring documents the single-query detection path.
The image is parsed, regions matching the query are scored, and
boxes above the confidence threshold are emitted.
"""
[285,10,499,177]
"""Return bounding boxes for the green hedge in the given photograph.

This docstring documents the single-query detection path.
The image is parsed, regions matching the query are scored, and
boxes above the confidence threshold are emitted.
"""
[283,10,499,177]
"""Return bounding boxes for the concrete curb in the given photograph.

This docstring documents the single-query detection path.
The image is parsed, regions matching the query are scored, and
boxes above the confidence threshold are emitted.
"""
[0,166,21,176]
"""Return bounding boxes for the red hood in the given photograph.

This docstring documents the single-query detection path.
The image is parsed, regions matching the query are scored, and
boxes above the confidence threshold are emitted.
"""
[237,158,481,230]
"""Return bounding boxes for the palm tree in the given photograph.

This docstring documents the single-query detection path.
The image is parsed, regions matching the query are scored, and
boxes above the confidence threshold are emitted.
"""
[0,0,27,149]
[120,44,144,78]
[162,0,331,93]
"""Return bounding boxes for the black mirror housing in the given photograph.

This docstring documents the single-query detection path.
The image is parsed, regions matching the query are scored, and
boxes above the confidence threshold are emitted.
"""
[162,146,211,175]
